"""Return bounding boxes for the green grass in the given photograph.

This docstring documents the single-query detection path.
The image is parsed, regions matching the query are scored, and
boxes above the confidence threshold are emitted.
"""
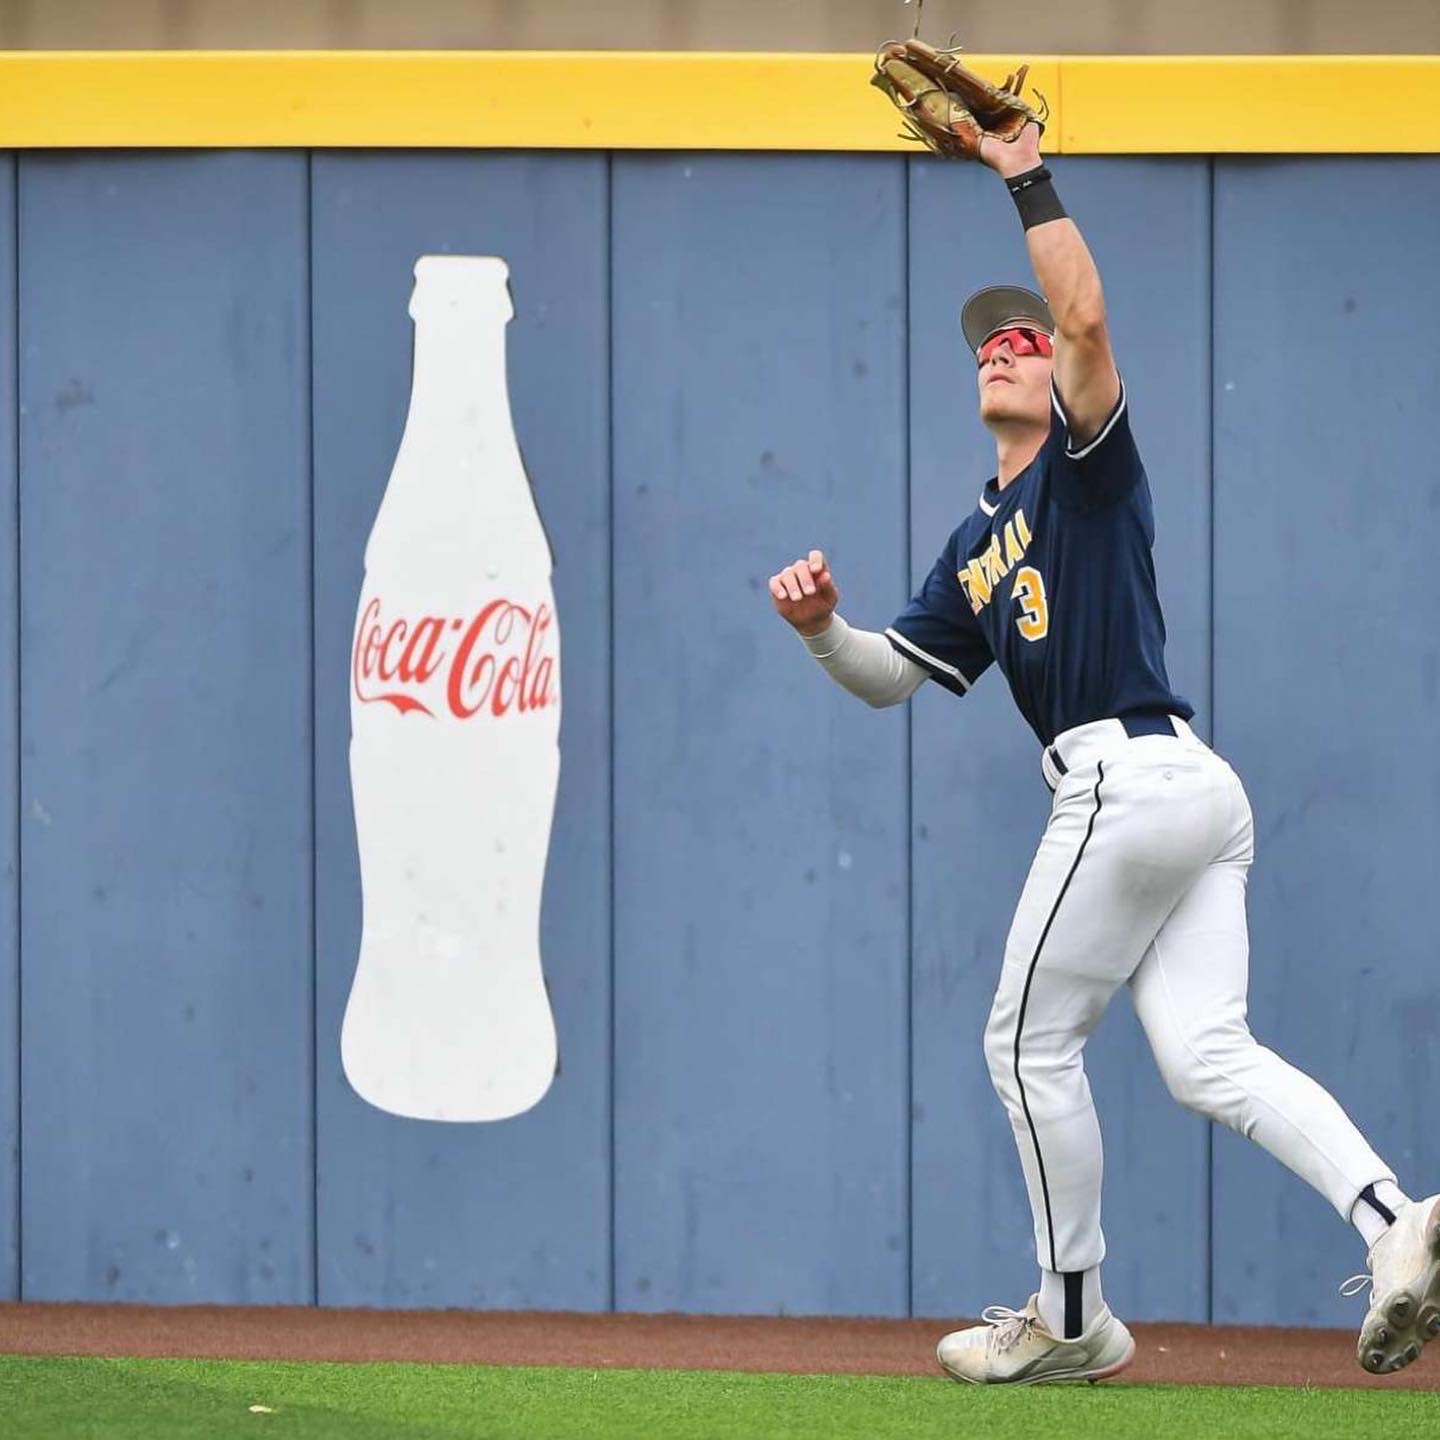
[3,1354,1439,1440]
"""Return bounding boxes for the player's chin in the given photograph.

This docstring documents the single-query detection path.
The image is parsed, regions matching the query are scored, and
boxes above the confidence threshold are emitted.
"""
[980,387,1044,426]
[979,389,1020,423]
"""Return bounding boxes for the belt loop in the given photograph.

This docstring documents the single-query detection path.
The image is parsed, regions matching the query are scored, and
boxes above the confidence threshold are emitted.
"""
[1041,744,1068,792]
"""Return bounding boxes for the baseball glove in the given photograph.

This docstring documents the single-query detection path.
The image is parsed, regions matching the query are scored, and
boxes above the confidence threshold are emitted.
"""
[871,40,1046,160]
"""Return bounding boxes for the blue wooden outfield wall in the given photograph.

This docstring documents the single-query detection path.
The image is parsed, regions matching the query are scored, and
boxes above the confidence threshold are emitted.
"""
[1,150,1437,1327]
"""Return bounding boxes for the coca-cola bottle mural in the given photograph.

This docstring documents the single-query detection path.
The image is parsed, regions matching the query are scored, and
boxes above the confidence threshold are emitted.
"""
[345,256,561,1121]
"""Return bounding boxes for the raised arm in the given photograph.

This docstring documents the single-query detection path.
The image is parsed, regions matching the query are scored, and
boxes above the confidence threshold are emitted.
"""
[979,125,1121,447]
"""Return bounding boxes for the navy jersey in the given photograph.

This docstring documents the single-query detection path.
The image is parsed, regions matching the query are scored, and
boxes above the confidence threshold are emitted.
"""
[887,378,1193,748]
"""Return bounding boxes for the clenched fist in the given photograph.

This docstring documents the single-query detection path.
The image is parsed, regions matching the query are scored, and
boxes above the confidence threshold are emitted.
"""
[768,549,839,638]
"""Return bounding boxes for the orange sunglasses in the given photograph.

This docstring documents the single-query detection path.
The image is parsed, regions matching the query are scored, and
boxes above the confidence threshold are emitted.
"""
[977,326,1055,367]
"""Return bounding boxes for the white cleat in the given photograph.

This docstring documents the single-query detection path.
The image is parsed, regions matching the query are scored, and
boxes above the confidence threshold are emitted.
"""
[1350,1194,1440,1376]
[935,1294,1136,1386]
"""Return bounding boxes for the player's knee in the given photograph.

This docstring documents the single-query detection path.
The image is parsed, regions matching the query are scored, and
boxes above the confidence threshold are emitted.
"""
[1154,1023,1255,1116]
[1156,1051,1207,1112]
[982,1004,1018,1102]
[984,1003,1083,1113]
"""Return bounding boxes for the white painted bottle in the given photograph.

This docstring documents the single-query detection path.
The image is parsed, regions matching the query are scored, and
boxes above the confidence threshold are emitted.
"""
[344,255,560,1122]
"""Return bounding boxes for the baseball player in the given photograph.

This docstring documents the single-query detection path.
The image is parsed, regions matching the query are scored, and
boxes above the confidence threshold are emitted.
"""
[768,115,1440,1383]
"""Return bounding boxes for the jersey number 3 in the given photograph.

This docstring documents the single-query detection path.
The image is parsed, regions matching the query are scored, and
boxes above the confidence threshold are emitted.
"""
[1013,566,1050,642]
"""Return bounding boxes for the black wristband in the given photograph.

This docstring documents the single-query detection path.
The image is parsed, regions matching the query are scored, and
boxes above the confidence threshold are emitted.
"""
[1006,164,1068,230]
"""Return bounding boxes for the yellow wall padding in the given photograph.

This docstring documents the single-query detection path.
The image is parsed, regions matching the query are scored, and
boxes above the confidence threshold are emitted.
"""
[0,51,1435,153]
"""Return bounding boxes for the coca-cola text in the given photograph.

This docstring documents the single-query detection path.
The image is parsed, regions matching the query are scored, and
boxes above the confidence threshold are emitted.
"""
[352,597,558,719]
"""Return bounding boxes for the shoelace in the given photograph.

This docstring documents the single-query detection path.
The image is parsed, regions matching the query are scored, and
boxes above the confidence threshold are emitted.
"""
[1339,1273,1373,1299]
[979,1305,1036,1354]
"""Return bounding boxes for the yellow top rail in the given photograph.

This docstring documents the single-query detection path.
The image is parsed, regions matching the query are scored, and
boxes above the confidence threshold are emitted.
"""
[0,51,1436,153]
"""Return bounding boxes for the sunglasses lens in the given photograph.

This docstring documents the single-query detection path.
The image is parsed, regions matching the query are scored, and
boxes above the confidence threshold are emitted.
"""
[978,327,1053,366]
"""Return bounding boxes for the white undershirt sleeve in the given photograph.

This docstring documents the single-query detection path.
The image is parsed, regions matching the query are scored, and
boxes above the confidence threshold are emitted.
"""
[799,614,928,708]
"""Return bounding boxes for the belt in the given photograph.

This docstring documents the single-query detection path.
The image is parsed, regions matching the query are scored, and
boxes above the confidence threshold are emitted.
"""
[1043,711,1181,789]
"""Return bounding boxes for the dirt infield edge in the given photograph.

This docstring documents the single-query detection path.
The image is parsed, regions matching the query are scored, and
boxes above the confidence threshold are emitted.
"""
[4,1302,1440,1392]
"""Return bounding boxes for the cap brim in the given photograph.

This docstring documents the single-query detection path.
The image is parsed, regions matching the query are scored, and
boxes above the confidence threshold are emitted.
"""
[961,285,1056,354]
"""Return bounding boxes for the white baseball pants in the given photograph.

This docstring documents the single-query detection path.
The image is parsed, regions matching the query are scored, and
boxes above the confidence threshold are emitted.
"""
[985,716,1393,1274]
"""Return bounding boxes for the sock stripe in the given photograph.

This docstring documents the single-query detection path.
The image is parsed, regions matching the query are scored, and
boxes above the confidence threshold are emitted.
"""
[1359,1182,1398,1227]
[1064,1271,1083,1339]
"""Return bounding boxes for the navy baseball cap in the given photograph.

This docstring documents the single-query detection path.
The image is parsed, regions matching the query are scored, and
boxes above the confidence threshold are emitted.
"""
[961,285,1056,354]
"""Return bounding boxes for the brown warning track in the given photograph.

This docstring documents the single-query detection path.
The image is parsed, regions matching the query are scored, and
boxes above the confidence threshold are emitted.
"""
[2,1302,1438,1391]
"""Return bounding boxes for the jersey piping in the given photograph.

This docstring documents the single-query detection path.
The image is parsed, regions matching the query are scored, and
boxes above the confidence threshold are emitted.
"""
[885,626,973,690]
[1052,376,1128,461]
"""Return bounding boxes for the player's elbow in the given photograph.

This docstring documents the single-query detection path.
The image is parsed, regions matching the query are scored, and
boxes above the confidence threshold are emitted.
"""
[1057,302,1107,345]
